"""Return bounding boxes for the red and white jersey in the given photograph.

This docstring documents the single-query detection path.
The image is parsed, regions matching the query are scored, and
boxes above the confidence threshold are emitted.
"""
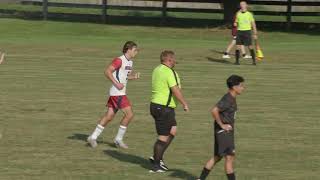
[109,55,133,96]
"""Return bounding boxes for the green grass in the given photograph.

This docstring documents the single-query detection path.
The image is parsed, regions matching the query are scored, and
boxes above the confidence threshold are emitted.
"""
[0,3,319,23]
[0,18,319,180]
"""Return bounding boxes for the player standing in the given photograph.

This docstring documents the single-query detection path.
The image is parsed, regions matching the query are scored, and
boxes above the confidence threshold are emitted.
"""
[87,41,140,149]
[149,50,189,172]
[197,75,245,180]
[234,1,258,65]
[222,12,251,59]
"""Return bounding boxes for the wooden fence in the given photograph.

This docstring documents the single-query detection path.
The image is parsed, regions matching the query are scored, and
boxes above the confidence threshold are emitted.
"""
[21,0,320,30]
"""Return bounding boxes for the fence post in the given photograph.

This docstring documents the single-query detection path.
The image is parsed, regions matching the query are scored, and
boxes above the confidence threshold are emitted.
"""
[286,0,292,31]
[102,0,107,24]
[162,0,168,24]
[43,0,48,20]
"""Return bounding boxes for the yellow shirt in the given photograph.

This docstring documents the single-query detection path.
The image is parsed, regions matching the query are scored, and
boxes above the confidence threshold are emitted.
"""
[236,11,255,31]
[151,64,181,108]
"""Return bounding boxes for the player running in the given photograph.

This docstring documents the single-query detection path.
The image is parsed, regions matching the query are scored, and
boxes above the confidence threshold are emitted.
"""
[87,41,140,149]
[149,50,189,173]
[197,75,245,180]
[234,1,258,65]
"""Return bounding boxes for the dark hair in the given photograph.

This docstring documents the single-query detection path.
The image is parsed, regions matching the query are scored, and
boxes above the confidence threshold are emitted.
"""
[122,41,137,54]
[160,50,175,63]
[227,75,245,89]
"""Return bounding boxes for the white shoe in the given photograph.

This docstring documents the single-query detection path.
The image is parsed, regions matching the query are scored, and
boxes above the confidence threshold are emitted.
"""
[243,55,252,59]
[114,139,128,149]
[222,54,231,59]
[87,136,98,148]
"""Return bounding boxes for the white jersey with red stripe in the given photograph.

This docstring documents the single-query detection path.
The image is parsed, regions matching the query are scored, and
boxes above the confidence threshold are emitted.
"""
[109,55,133,96]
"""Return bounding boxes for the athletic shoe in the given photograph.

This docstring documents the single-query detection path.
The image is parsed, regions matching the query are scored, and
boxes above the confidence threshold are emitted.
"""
[114,139,129,149]
[87,136,97,148]
[252,62,257,66]
[222,54,231,59]
[243,55,252,59]
[149,165,166,173]
[234,62,240,65]
[149,156,169,171]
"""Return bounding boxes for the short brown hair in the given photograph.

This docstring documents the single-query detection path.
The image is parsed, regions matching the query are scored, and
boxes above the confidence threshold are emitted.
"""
[122,41,137,53]
[160,50,175,63]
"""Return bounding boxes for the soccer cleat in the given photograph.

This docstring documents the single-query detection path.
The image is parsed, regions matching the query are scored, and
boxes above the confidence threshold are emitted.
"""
[114,139,129,149]
[222,54,231,59]
[234,62,240,65]
[243,55,252,59]
[87,136,98,148]
[149,165,166,173]
[252,62,257,66]
[149,156,169,171]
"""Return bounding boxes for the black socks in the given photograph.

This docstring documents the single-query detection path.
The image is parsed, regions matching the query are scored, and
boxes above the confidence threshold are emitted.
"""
[199,167,211,180]
[227,173,236,180]
[153,140,167,165]
[250,49,256,65]
[235,50,240,64]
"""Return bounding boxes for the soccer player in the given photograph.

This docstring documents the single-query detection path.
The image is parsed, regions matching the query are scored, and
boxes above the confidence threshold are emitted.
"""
[222,12,251,59]
[197,75,245,180]
[234,1,258,65]
[87,41,140,149]
[149,50,189,173]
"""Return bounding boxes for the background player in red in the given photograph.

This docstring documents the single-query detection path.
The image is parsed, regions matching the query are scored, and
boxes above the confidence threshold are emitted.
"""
[87,41,140,149]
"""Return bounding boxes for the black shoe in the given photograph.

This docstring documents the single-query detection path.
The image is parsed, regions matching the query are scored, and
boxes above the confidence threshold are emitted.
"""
[234,62,240,65]
[149,156,169,171]
[252,62,256,65]
[149,164,166,173]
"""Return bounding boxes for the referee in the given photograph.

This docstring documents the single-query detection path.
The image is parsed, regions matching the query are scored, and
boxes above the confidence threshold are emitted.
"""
[149,50,189,173]
[234,1,258,65]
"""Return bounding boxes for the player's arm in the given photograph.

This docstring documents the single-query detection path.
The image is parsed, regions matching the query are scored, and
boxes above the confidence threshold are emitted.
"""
[171,86,189,111]
[211,106,232,131]
[104,59,124,90]
[127,71,140,80]
[251,15,258,39]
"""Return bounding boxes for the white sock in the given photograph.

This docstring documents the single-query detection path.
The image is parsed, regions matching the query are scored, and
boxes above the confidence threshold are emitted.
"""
[115,125,127,141]
[90,124,104,140]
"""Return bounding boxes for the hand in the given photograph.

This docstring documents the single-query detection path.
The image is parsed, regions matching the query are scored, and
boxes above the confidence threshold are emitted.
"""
[221,124,233,131]
[135,72,140,79]
[115,82,124,90]
[253,34,258,40]
[183,104,189,112]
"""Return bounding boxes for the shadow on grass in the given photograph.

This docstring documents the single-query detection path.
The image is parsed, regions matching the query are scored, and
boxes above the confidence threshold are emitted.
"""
[207,57,232,64]
[104,150,198,179]
[68,133,116,147]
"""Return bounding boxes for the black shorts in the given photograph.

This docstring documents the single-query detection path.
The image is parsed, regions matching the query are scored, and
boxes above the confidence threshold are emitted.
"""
[236,30,252,46]
[150,103,177,136]
[214,129,235,157]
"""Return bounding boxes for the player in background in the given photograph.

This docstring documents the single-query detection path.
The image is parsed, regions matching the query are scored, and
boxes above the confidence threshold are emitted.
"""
[87,41,140,149]
[222,13,251,59]
[234,1,258,65]
[197,75,245,180]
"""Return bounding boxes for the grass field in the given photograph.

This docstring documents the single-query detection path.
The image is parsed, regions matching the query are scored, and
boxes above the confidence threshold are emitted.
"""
[0,18,319,180]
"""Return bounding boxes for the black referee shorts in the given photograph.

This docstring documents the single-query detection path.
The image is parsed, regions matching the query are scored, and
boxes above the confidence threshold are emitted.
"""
[236,30,252,46]
[214,129,235,157]
[150,103,177,136]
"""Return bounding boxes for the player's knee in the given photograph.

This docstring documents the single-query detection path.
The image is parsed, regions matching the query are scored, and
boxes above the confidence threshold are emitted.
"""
[170,126,177,136]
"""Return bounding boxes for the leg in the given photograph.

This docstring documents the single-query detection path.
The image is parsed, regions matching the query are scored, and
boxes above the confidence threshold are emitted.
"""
[248,45,256,65]
[114,106,134,148]
[240,45,246,56]
[235,45,241,65]
[225,155,236,180]
[198,156,222,180]
[225,39,236,54]
[87,108,116,148]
